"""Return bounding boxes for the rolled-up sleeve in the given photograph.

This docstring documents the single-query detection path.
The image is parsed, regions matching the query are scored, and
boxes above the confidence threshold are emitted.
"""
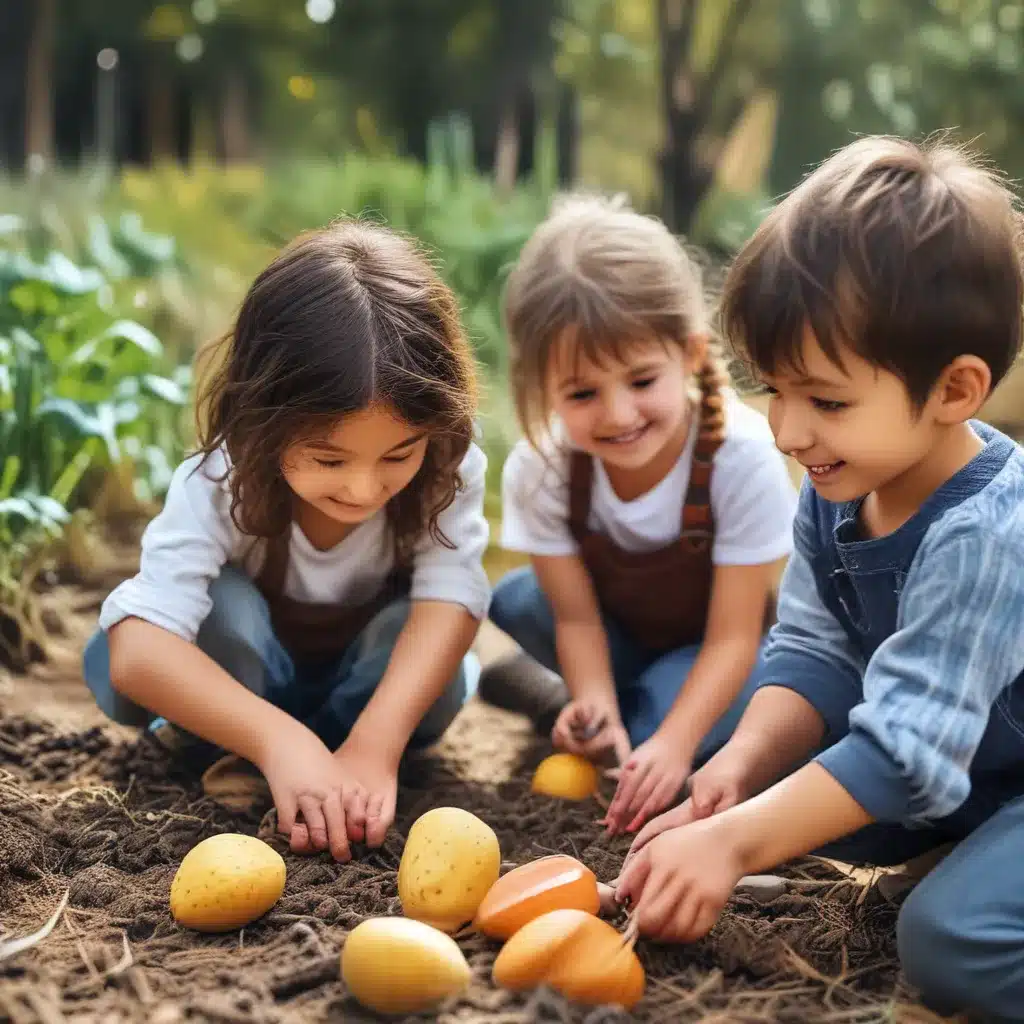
[816,527,1024,825]
[97,452,237,643]
[410,443,491,620]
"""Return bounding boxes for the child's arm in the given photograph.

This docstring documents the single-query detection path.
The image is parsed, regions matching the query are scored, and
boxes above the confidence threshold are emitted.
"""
[532,553,631,763]
[109,618,354,862]
[618,523,1024,943]
[606,428,799,833]
[301,444,492,850]
[100,452,355,860]
[604,558,778,833]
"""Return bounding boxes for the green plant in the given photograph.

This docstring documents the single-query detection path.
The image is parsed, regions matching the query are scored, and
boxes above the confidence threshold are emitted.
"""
[0,238,190,668]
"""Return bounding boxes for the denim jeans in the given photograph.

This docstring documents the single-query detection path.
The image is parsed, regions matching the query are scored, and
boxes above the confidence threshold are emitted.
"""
[83,566,479,752]
[488,565,769,757]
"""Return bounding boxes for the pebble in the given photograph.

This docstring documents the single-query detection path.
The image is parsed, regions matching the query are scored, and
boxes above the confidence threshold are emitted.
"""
[734,874,788,903]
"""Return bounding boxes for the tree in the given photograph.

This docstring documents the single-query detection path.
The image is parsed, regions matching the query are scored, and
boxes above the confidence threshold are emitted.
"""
[655,0,781,232]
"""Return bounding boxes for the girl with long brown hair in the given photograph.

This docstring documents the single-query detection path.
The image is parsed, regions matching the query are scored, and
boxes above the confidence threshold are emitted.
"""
[83,219,489,862]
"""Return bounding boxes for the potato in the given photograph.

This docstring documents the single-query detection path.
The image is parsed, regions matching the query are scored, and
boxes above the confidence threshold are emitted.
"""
[492,908,645,1009]
[341,916,471,1015]
[474,855,600,939]
[170,833,286,932]
[398,807,501,933]
[531,753,599,801]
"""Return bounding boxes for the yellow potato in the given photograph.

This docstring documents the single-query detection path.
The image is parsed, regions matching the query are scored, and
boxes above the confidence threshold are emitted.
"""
[170,833,286,932]
[398,807,501,932]
[531,753,599,801]
[341,916,471,1015]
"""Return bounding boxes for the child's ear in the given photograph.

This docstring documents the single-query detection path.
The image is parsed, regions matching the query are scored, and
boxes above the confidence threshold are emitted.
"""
[933,355,991,424]
[684,333,709,375]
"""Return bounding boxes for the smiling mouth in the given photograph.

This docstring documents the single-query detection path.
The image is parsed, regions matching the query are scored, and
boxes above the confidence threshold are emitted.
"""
[597,424,650,445]
[804,461,846,479]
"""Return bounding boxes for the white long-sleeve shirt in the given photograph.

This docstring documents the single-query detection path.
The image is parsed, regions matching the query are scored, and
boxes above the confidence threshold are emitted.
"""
[98,443,492,643]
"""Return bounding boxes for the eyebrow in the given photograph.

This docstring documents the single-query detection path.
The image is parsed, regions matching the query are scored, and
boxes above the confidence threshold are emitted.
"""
[307,433,426,455]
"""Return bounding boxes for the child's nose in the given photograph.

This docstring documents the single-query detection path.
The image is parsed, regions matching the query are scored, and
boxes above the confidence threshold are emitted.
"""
[602,388,636,427]
[770,402,813,454]
[342,469,383,504]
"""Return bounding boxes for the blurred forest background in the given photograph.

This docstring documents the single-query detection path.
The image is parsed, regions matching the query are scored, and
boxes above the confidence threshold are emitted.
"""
[3,0,1024,669]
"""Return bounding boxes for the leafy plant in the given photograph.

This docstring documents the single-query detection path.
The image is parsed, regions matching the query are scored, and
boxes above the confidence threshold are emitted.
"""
[0,237,190,669]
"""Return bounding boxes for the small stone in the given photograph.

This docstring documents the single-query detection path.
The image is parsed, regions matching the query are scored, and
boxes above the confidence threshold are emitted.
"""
[734,874,788,903]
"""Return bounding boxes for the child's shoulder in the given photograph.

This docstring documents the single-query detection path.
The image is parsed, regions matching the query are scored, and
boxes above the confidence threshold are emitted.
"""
[933,427,1024,550]
[502,432,572,493]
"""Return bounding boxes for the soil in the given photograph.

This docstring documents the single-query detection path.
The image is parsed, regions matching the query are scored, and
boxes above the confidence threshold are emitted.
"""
[0,583,956,1024]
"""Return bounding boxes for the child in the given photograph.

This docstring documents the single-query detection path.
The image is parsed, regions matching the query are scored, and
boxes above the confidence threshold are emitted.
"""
[82,220,490,864]
[481,195,798,835]
[615,136,1024,1021]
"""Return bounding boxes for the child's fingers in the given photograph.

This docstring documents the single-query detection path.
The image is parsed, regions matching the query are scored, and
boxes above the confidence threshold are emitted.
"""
[296,795,328,851]
[627,777,677,833]
[321,792,351,862]
[289,822,314,855]
[364,791,388,848]
[614,847,650,906]
[275,793,298,837]
[620,768,661,830]
[345,786,368,844]
[607,762,649,833]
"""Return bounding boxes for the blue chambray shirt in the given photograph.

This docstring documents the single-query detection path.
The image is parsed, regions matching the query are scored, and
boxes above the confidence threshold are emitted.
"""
[757,421,1024,833]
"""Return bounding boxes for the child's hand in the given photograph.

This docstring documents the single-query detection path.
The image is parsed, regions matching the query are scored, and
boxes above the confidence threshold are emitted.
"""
[289,740,399,853]
[552,698,631,766]
[621,798,698,868]
[333,739,398,848]
[614,818,744,944]
[687,745,752,820]
[602,732,691,835]
[257,727,355,862]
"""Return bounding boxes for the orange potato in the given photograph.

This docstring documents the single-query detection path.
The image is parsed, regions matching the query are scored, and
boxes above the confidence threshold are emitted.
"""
[492,908,645,1009]
[474,855,600,939]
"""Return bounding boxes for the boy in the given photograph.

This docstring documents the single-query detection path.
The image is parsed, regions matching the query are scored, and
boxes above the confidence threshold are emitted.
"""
[615,135,1024,1022]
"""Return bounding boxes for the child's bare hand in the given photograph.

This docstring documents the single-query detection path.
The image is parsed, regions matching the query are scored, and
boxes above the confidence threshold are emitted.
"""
[552,698,631,765]
[257,727,354,862]
[602,733,691,835]
[687,746,752,821]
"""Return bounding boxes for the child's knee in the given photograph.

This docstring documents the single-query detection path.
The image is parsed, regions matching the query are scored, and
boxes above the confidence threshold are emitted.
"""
[897,875,1018,1019]
[489,566,551,640]
[82,628,154,728]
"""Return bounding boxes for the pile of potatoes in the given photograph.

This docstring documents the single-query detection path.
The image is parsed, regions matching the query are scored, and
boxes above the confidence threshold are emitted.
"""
[169,752,639,1016]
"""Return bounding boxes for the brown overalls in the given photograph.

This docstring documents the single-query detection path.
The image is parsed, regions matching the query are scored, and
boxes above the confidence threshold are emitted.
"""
[567,360,728,653]
[253,528,409,661]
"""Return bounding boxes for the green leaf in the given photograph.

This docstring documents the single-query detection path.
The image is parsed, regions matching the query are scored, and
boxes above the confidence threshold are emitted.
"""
[141,374,188,405]
[36,397,105,437]
[101,320,163,357]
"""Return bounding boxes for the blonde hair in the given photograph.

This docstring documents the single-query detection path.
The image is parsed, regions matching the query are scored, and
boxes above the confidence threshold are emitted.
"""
[504,193,719,448]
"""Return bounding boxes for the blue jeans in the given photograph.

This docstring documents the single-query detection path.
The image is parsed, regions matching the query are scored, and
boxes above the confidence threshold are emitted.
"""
[83,566,478,753]
[488,565,769,755]
[812,797,1024,1023]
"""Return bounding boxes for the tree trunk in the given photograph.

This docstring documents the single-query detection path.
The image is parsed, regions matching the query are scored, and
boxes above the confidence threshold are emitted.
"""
[149,65,175,163]
[25,0,56,169]
[493,98,520,195]
[220,69,249,163]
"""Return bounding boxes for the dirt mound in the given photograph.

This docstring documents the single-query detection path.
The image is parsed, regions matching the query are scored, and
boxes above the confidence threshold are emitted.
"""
[0,698,944,1023]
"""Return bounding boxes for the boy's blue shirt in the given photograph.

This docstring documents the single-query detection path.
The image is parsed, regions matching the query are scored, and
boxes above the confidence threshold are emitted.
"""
[759,421,1024,833]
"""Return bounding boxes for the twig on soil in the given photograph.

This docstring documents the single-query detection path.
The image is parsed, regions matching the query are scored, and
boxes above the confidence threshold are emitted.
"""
[63,933,134,996]
[23,989,66,1024]
[0,888,69,961]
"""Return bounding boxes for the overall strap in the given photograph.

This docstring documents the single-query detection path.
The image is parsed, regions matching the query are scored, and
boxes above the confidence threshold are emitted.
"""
[254,529,290,598]
[568,450,594,541]
[680,358,728,545]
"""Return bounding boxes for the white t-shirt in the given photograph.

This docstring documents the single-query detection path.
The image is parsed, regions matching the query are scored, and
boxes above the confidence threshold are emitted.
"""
[99,443,492,644]
[501,392,797,565]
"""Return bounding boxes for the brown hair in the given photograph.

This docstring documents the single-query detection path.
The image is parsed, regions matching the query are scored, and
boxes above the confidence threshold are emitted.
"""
[194,218,479,564]
[503,193,718,448]
[720,134,1024,405]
